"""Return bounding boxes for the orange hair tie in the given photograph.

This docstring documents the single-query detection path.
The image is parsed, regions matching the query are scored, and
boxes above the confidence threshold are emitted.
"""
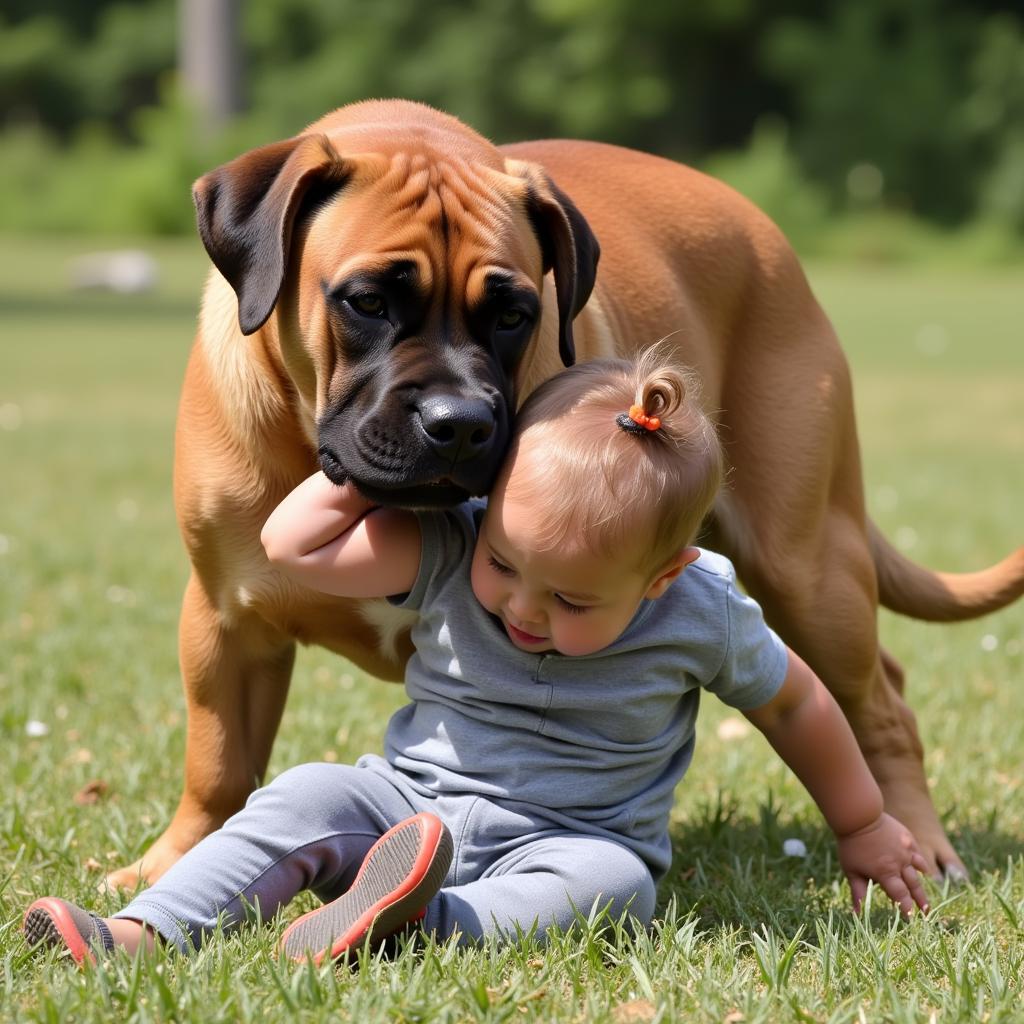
[628,404,661,431]
[616,405,661,435]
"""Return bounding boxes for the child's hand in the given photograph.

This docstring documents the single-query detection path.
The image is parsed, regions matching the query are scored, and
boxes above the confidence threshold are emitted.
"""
[262,470,422,598]
[837,812,930,916]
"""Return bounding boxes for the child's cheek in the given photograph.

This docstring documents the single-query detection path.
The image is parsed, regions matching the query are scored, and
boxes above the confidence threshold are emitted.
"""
[469,555,496,614]
[551,622,589,658]
[554,614,614,658]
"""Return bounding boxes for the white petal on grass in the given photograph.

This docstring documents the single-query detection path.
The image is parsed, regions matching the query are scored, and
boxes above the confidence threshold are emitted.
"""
[25,720,50,738]
[717,717,751,741]
[0,534,9,555]
[105,585,137,605]
[981,634,998,652]
[783,838,807,858]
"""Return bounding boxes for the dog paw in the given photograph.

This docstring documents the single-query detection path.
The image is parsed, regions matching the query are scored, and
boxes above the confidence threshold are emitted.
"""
[100,859,147,894]
[875,778,968,882]
[100,833,192,893]
[935,855,969,885]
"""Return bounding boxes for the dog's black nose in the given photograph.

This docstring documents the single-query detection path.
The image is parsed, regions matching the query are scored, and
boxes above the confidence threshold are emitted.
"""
[417,396,495,462]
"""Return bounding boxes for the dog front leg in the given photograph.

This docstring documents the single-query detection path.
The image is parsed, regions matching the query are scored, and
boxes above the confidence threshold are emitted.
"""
[104,573,295,891]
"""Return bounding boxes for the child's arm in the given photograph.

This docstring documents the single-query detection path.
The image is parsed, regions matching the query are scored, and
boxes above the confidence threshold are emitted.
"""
[744,650,930,915]
[260,471,422,598]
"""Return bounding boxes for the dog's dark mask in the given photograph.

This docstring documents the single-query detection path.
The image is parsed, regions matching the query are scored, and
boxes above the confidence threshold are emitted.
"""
[313,260,537,507]
[192,131,599,508]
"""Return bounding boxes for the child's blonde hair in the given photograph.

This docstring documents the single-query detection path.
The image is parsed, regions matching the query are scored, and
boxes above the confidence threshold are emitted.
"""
[504,346,723,577]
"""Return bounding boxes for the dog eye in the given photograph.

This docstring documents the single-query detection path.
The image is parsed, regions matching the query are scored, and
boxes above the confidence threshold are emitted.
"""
[349,293,388,319]
[496,308,527,331]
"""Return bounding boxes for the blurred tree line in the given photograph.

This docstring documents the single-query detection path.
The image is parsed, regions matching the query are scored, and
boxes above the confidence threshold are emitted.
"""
[2,0,1023,257]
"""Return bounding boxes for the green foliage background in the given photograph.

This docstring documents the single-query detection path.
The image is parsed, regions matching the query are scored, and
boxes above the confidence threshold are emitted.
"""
[3,0,1024,254]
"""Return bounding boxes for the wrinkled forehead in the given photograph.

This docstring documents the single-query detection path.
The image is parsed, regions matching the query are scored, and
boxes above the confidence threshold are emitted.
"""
[306,149,541,303]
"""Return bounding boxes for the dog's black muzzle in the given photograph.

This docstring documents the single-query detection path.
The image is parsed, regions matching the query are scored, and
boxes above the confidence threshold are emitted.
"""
[318,388,509,509]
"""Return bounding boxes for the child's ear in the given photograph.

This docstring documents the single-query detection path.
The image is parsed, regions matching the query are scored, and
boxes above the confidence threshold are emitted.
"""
[645,547,700,599]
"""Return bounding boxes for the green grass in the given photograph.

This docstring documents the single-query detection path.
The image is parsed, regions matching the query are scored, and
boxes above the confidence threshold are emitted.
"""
[1,236,1022,1022]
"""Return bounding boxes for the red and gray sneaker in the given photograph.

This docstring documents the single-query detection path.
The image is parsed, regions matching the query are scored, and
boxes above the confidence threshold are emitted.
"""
[23,897,116,966]
[279,811,453,965]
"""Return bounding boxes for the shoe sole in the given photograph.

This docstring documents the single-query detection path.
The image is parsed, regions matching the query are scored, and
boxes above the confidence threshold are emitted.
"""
[23,898,97,966]
[279,812,452,965]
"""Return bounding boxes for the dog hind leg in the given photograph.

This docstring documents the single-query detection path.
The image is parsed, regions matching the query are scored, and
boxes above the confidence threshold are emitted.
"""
[709,279,965,879]
[732,502,964,879]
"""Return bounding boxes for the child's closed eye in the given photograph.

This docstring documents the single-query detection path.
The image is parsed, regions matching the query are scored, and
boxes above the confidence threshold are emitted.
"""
[555,595,587,614]
[488,555,514,576]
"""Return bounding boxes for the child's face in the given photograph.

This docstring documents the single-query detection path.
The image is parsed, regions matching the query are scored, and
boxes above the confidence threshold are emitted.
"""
[470,487,694,657]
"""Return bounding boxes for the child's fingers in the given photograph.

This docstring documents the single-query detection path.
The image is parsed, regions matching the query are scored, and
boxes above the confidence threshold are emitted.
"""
[880,874,916,917]
[848,874,867,914]
[903,864,930,913]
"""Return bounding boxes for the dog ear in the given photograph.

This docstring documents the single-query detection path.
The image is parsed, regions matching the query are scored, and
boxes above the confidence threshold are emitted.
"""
[192,134,350,335]
[522,171,600,367]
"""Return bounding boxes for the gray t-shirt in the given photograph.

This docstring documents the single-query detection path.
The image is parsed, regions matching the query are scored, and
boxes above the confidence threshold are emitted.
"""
[385,501,788,877]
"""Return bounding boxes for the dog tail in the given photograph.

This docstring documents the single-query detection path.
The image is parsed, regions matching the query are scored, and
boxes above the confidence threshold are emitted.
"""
[870,521,1024,622]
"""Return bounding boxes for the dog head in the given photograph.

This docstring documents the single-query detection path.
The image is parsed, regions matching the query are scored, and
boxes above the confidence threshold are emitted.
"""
[192,102,599,507]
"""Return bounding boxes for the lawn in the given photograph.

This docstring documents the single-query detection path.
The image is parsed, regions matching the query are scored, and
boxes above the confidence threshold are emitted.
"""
[1,235,1022,1023]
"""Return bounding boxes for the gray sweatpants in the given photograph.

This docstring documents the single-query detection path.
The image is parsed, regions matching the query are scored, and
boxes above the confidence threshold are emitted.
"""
[115,756,656,952]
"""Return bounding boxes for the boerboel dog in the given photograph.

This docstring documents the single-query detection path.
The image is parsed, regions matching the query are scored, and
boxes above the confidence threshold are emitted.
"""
[106,99,1023,891]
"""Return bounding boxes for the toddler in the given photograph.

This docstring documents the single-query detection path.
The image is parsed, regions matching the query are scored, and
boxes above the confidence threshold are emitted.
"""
[24,350,928,966]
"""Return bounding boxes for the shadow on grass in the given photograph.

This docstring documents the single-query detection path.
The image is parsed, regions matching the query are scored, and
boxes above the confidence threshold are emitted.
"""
[660,794,1022,937]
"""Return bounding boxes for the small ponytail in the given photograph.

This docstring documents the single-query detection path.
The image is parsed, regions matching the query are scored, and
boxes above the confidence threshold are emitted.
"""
[634,363,687,424]
[508,343,724,572]
[614,343,709,455]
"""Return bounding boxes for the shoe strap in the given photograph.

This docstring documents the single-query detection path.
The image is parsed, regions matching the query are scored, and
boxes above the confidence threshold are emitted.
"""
[90,914,115,952]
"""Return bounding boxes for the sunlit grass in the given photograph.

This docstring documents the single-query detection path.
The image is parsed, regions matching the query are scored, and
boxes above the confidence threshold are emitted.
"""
[1,237,1022,1022]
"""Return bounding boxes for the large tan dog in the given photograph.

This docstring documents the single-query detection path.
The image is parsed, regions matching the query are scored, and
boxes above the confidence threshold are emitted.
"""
[107,99,1022,890]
